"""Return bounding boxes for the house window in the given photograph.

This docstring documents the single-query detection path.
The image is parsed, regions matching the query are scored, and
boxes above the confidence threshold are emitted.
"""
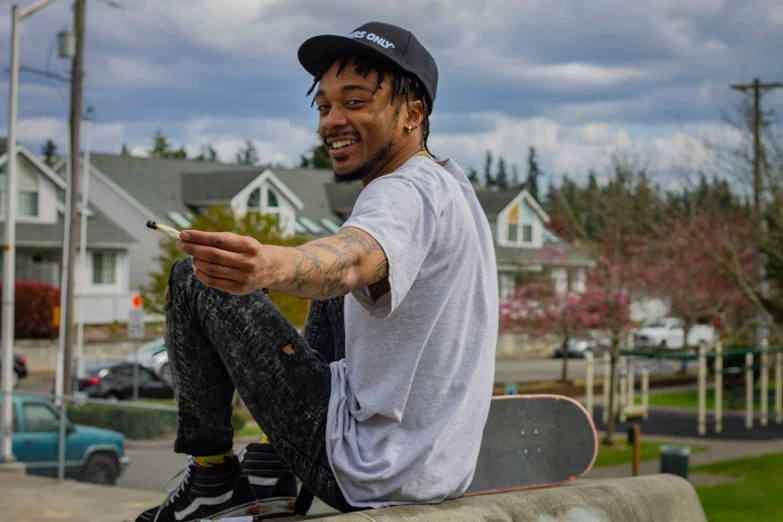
[247,188,261,209]
[523,224,532,242]
[92,252,117,285]
[267,189,278,209]
[507,204,519,243]
[0,162,39,217]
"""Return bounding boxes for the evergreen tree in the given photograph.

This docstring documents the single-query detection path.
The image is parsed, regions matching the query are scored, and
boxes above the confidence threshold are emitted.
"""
[526,147,542,201]
[484,150,494,188]
[40,139,59,167]
[511,163,521,190]
[496,156,509,190]
[150,129,187,159]
[235,139,259,165]
[300,144,333,169]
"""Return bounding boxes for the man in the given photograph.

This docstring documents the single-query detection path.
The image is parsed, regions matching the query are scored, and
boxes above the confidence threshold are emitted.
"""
[137,21,498,522]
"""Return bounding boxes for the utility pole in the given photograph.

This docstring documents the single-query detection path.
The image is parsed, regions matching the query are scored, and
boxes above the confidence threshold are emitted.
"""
[730,78,783,347]
[63,0,87,395]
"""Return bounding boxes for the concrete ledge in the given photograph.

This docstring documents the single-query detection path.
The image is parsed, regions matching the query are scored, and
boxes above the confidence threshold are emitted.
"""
[0,462,26,475]
[316,475,707,522]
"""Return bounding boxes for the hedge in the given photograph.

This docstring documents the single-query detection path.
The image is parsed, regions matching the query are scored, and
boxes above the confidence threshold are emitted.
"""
[68,403,248,440]
[0,281,60,339]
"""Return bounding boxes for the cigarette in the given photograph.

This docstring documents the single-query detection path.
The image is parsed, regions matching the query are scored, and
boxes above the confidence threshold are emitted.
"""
[146,220,181,240]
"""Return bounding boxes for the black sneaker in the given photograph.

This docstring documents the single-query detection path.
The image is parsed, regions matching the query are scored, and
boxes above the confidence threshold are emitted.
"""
[236,442,298,517]
[135,455,259,522]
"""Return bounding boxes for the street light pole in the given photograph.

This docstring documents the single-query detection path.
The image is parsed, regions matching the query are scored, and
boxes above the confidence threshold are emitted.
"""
[1,0,60,465]
[75,106,93,381]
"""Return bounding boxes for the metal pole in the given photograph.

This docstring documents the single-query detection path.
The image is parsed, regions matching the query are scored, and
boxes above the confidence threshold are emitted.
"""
[55,130,72,404]
[715,342,723,434]
[57,397,67,482]
[628,360,635,408]
[133,339,139,401]
[74,107,93,381]
[698,344,706,436]
[746,353,754,430]
[585,351,593,419]
[0,3,21,465]
[641,369,649,420]
[602,352,610,424]
[775,350,781,425]
[761,339,769,427]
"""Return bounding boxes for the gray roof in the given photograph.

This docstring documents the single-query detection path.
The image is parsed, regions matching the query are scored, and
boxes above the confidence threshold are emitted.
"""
[5,204,135,248]
[88,153,236,221]
[181,170,261,206]
[324,183,363,219]
[474,190,520,216]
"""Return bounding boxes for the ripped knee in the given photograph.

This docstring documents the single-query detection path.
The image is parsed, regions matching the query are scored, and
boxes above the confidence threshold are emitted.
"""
[282,344,295,356]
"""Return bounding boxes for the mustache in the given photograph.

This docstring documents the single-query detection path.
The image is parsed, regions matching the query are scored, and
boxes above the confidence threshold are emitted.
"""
[323,131,360,141]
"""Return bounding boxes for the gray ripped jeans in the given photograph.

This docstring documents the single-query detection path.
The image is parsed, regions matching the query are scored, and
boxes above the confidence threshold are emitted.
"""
[163,257,353,512]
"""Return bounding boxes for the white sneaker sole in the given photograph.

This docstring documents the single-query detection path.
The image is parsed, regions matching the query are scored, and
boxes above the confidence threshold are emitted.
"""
[196,497,297,520]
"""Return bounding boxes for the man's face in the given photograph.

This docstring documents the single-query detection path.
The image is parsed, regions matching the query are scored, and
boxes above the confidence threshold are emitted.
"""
[314,58,404,183]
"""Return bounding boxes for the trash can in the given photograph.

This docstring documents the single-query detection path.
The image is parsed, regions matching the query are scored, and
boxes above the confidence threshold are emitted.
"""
[660,445,690,478]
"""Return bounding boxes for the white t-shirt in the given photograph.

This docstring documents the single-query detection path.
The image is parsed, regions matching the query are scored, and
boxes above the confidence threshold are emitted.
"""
[326,155,498,508]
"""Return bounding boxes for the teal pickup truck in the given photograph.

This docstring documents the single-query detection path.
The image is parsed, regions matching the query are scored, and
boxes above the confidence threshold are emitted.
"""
[11,394,130,485]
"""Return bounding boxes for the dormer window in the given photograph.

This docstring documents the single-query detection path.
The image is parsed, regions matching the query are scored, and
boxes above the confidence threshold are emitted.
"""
[0,159,39,218]
[247,185,281,220]
[506,202,534,245]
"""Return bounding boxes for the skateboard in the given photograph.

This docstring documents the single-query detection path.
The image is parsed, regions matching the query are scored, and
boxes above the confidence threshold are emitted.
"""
[207,394,598,520]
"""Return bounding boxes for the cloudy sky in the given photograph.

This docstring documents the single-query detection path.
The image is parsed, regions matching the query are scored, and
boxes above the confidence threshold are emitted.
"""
[1,0,781,184]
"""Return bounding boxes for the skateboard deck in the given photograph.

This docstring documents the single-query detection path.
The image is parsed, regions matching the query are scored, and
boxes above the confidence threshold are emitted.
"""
[208,394,597,520]
[464,394,598,496]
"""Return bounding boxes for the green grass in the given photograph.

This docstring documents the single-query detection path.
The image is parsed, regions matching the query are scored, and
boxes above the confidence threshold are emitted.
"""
[234,423,264,438]
[593,441,706,468]
[694,452,783,522]
[648,388,778,410]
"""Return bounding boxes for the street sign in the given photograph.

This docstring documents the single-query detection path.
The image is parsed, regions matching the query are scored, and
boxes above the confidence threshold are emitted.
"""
[128,309,145,339]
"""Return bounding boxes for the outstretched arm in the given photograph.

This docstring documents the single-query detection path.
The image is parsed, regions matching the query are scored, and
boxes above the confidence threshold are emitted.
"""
[175,227,388,300]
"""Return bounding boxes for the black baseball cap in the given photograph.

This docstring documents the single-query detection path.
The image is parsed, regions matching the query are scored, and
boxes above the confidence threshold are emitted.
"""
[298,22,438,113]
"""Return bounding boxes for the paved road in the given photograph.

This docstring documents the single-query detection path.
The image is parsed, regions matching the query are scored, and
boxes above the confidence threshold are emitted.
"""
[15,356,688,395]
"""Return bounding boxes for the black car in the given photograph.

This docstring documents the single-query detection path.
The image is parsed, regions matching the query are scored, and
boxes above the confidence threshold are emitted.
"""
[75,360,174,401]
[1,353,28,388]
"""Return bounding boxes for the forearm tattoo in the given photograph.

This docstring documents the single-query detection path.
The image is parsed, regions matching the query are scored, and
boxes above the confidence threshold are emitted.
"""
[286,228,388,299]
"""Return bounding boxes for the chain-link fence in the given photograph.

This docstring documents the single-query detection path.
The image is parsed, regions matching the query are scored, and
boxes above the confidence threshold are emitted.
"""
[1,391,179,488]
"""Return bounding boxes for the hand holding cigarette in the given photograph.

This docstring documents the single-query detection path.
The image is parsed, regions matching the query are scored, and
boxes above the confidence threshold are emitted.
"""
[149,223,272,296]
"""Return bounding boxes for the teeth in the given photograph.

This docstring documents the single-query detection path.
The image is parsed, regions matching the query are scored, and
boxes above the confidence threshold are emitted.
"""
[332,139,357,150]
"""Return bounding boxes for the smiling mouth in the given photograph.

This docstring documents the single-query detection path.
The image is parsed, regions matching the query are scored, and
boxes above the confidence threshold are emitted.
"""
[330,138,359,151]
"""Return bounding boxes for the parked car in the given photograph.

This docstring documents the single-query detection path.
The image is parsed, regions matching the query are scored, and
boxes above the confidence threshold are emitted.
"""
[0,353,28,388]
[633,317,716,351]
[125,337,170,382]
[11,393,130,485]
[554,331,608,358]
[74,360,175,401]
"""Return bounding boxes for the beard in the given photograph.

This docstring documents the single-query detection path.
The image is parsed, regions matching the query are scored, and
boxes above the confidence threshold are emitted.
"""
[332,139,395,184]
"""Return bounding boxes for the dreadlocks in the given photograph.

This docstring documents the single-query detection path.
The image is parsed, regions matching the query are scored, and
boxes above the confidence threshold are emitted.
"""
[306,53,433,156]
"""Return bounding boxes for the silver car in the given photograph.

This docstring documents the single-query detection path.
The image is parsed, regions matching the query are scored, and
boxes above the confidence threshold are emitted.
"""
[125,338,170,381]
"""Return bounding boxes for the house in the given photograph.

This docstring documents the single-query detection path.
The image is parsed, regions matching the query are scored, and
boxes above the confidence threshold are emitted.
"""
[0,139,137,324]
[38,152,592,323]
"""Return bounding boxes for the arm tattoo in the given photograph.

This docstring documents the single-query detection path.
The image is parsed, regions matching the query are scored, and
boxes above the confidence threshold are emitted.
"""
[286,228,387,299]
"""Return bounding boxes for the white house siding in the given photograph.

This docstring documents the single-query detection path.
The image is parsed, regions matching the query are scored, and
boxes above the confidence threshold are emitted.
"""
[86,168,159,293]
[231,177,298,237]
[498,197,543,249]
[73,249,136,324]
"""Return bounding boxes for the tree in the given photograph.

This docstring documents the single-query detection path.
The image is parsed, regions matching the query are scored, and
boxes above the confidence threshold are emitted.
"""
[511,164,521,190]
[235,139,260,165]
[500,277,605,382]
[650,217,753,348]
[196,144,219,162]
[496,157,509,190]
[526,147,542,201]
[150,129,187,159]
[140,205,311,327]
[40,139,60,167]
[120,143,131,156]
[299,144,333,169]
[467,167,479,184]
[484,150,494,188]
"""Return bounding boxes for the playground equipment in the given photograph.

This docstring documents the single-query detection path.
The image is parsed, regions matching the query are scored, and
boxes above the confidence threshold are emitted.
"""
[587,352,649,424]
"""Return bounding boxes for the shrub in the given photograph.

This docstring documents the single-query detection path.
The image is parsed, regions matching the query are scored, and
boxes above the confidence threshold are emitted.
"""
[68,403,178,440]
[232,410,247,430]
[0,281,60,339]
